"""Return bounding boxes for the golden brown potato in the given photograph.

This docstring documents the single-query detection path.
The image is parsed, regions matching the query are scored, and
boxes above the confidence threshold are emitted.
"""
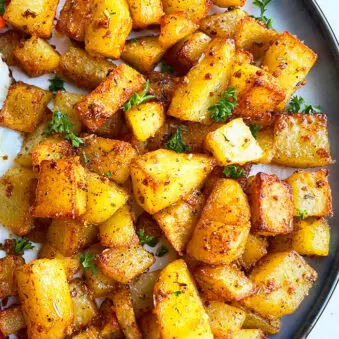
[213,0,246,6]
[98,298,123,338]
[242,309,281,335]
[162,0,210,21]
[0,82,52,133]
[0,30,24,66]
[0,306,26,336]
[233,329,266,339]
[256,127,275,164]
[4,0,59,38]
[139,313,161,339]
[71,326,101,339]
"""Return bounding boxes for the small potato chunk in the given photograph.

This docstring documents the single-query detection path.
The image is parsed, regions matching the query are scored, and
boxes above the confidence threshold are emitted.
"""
[59,47,116,90]
[56,0,91,41]
[125,102,165,141]
[0,167,35,236]
[213,0,246,7]
[273,113,333,168]
[74,64,145,131]
[98,298,123,338]
[0,306,26,336]
[0,82,52,133]
[139,313,161,339]
[242,251,317,318]
[122,37,166,73]
[204,118,263,166]
[242,309,281,335]
[154,259,213,339]
[195,264,255,302]
[247,173,294,236]
[0,30,24,66]
[85,0,132,59]
[162,0,210,22]
[159,12,199,49]
[72,327,100,339]
[4,0,59,38]
[256,127,275,164]
[263,31,317,110]
[13,36,60,77]
[168,38,235,124]
[130,149,215,214]
[16,259,73,339]
[32,158,87,219]
[286,169,332,217]
[233,329,266,339]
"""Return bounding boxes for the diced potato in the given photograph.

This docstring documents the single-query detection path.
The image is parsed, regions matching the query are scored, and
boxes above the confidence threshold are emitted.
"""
[56,0,92,41]
[75,64,144,131]
[195,264,255,302]
[153,190,205,254]
[204,118,263,166]
[256,127,275,164]
[242,309,281,335]
[233,329,266,339]
[122,37,166,73]
[139,313,161,339]
[286,169,332,217]
[168,38,235,124]
[273,113,333,167]
[71,327,100,339]
[13,36,60,77]
[130,149,215,214]
[200,9,248,38]
[59,46,116,90]
[85,0,132,59]
[32,158,87,219]
[97,245,154,283]
[0,306,26,336]
[98,298,123,338]
[159,12,199,49]
[263,31,318,110]
[125,102,165,141]
[242,251,317,318]
[187,179,250,264]
[0,167,35,235]
[213,0,246,7]
[4,0,59,38]
[0,30,24,66]
[247,173,293,236]
[154,259,213,339]
[0,82,52,133]
[16,259,73,339]
[162,0,210,21]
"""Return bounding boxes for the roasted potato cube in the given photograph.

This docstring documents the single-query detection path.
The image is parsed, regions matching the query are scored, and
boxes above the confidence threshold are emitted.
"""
[286,169,332,217]
[85,0,132,59]
[213,0,246,7]
[162,0,210,21]
[240,234,268,271]
[233,329,266,339]
[168,37,235,124]
[75,64,144,131]
[130,149,215,214]
[97,245,154,283]
[59,47,116,90]
[98,298,123,338]
[205,118,263,165]
[247,173,293,236]
[242,309,281,335]
[125,101,165,141]
[0,306,26,336]
[263,31,318,110]
[242,251,317,318]
[56,0,91,41]
[0,30,24,66]
[32,158,87,219]
[16,259,73,339]
[139,313,161,339]
[4,0,59,38]
[195,264,255,302]
[256,127,275,164]
[154,259,213,339]
[0,82,52,133]
[273,113,333,167]
[72,327,100,339]
[159,12,199,49]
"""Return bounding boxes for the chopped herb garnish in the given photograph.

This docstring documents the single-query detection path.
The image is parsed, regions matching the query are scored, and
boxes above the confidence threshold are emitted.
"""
[224,165,246,179]
[160,61,175,74]
[156,246,168,257]
[0,0,5,16]
[249,124,262,139]
[15,238,34,254]
[287,96,321,114]
[104,171,113,177]
[123,80,154,112]
[165,128,190,153]
[173,291,182,296]
[209,87,237,122]
[137,229,158,247]
[253,0,273,28]
[297,209,308,220]
[80,252,98,275]
[131,38,138,43]
[48,75,65,93]
[82,151,89,164]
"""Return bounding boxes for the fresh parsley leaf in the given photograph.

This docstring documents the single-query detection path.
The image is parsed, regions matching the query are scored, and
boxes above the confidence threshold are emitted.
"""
[80,252,98,275]
[165,128,190,153]
[15,238,34,254]
[303,104,322,114]
[48,75,65,93]
[224,165,246,179]
[160,61,175,74]
[297,209,308,220]
[249,124,262,139]
[156,246,168,257]
[82,151,89,164]
[123,80,154,112]
[137,229,158,247]
[0,0,5,16]
[209,87,237,122]
[287,96,321,114]
[131,38,138,43]
[104,171,113,177]
[253,0,273,29]
[173,291,182,296]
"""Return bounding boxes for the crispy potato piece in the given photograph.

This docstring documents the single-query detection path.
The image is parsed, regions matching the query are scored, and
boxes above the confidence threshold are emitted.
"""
[0,306,26,336]
[85,0,132,59]
[168,37,235,124]
[213,0,246,6]
[162,0,210,21]
[159,12,199,49]
[72,326,100,339]
[32,158,87,219]
[233,329,266,339]
[154,259,213,339]
[242,309,281,335]
[130,149,215,214]
[59,47,116,90]
[286,169,332,217]
[256,127,275,164]
[263,31,318,110]
[17,259,73,339]
[247,173,293,236]
[4,0,59,38]
[0,82,52,133]
[0,30,24,66]
[75,64,144,131]
[98,298,123,338]
[56,0,91,41]
[273,113,333,167]
[139,313,161,339]
[242,251,317,318]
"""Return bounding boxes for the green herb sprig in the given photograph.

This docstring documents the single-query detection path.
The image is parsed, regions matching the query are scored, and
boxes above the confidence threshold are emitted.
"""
[165,128,190,153]
[249,125,262,139]
[156,246,168,257]
[253,0,273,29]
[160,61,175,74]
[15,238,34,254]
[80,252,98,275]
[0,0,5,16]
[209,87,237,122]
[137,229,158,247]
[49,75,65,93]
[104,171,113,178]
[123,80,154,112]
[224,165,246,179]
[287,96,321,114]
[173,291,182,296]
[296,209,308,220]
